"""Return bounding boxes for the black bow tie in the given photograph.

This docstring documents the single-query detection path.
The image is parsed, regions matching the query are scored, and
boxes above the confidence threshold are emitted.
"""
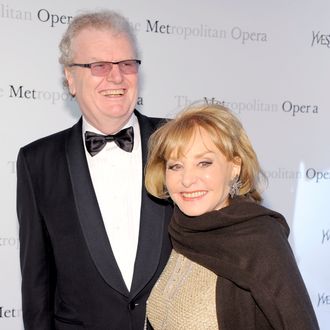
[85,126,134,156]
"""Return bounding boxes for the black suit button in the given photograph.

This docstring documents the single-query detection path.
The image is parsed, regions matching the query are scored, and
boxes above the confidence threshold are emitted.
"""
[128,302,137,310]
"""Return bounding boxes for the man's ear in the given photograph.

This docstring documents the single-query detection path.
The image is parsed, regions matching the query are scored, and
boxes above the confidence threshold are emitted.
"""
[64,67,76,96]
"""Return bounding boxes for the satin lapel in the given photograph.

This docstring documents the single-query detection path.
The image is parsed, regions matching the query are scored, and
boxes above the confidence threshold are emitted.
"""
[130,111,167,298]
[65,118,129,296]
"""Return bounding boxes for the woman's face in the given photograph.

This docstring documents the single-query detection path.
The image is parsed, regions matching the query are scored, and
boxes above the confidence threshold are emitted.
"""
[165,127,240,216]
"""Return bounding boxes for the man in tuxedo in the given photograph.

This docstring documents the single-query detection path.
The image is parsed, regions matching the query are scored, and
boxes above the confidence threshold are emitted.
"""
[16,10,172,330]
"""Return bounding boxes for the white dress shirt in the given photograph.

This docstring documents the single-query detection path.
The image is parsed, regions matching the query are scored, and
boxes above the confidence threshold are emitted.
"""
[83,114,142,290]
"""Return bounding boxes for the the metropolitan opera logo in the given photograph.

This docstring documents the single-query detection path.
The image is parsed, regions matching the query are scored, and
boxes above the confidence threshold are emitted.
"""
[173,95,320,117]
[1,3,268,44]
[3,83,144,107]
[145,19,268,44]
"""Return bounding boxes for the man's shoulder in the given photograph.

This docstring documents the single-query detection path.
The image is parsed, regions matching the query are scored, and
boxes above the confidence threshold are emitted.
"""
[20,119,81,154]
[134,109,169,130]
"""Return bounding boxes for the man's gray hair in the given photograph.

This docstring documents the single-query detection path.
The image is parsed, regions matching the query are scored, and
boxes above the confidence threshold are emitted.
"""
[59,10,139,67]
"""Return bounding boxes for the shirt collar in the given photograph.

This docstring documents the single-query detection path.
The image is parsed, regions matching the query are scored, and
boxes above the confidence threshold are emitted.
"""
[82,114,137,137]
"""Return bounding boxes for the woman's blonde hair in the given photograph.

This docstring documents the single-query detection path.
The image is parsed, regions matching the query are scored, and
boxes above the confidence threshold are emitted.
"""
[145,101,266,203]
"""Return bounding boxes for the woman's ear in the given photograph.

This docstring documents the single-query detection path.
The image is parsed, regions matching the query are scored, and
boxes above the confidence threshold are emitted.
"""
[232,156,242,178]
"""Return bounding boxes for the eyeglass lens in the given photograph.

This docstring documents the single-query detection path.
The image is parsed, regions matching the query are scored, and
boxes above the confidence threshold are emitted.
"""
[91,60,139,76]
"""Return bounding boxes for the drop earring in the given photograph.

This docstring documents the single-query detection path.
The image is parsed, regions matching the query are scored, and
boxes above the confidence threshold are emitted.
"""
[229,175,242,198]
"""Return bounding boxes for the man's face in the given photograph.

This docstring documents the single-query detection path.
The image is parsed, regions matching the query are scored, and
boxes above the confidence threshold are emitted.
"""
[65,28,139,133]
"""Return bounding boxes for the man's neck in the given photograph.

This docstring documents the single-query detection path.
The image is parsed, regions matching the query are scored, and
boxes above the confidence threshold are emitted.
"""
[83,113,135,135]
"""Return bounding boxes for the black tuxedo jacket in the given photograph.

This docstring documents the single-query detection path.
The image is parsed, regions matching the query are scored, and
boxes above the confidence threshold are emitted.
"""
[17,110,172,330]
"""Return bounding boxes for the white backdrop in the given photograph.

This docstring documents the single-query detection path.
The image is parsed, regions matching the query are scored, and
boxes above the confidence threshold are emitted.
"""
[1,1,329,329]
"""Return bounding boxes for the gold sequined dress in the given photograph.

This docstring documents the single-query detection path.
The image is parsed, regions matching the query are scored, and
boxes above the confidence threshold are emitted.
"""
[146,249,219,329]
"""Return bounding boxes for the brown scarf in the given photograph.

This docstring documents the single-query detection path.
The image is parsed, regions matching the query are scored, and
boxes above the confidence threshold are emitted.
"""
[168,197,319,330]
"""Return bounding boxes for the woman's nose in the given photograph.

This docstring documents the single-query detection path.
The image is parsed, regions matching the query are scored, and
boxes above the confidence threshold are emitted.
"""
[181,168,198,188]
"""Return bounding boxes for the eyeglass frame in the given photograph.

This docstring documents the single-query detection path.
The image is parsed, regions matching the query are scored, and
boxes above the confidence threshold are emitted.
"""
[67,59,141,76]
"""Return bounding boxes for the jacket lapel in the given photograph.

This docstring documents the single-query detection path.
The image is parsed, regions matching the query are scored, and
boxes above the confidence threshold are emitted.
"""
[129,111,168,298]
[65,118,129,296]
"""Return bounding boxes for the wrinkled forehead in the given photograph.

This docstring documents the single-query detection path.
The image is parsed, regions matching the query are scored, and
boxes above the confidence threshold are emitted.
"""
[71,28,135,59]
[72,27,130,46]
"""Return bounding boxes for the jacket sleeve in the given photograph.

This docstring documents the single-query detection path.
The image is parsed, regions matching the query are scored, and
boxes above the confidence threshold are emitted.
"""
[17,148,56,330]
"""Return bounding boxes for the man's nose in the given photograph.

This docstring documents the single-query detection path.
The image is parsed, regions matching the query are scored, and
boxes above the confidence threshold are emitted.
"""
[106,63,124,83]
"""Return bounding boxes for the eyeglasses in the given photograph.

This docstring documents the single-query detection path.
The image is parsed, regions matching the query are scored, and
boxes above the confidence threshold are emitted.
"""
[68,59,141,76]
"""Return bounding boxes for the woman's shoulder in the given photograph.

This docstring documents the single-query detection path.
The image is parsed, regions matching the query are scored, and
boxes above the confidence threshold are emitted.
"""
[227,197,290,237]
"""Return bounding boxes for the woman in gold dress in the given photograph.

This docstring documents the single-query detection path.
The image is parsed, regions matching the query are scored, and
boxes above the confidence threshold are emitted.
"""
[144,101,319,330]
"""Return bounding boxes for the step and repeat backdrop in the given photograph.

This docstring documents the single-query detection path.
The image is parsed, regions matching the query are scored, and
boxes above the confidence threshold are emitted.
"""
[1,0,329,329]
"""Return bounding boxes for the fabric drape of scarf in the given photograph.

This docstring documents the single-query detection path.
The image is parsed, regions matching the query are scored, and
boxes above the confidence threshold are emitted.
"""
[168,197,319,330]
